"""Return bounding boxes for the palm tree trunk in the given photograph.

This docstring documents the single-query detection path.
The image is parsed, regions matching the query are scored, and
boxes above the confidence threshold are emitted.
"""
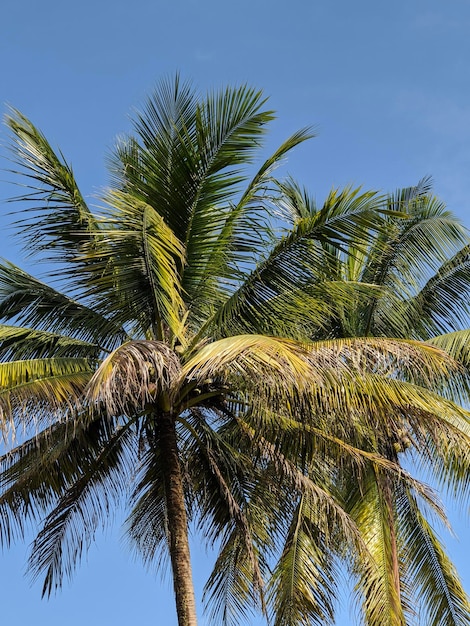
[160,413,198,626]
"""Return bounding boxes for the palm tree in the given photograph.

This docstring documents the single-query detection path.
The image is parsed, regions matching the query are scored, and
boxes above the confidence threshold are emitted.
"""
[0,77,367,626]
[0,78,469,626]
[259,179,470,625]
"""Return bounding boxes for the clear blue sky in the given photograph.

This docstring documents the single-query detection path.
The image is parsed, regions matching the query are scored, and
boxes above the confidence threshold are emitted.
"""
[0,1,469,624]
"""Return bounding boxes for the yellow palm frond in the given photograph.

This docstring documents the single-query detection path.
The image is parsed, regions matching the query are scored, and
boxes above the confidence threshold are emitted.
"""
[0,358,93,433]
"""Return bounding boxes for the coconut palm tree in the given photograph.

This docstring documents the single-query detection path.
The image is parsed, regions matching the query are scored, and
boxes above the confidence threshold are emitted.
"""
[0,78,469,626]
[0,77,370,626]
[258,178,470,626]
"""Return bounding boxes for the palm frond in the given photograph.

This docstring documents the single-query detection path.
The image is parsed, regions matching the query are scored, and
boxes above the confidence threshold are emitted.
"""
[429,329,470,370]
[0,415,123,540]
[182,128,313,331]
[267,494,338,626]
[361,193,468,336]
[0,324,101,360]
[108,75,199,237]
[386,176,434,213]
[26,421,135,596]
[125,447,170,574]
[4,109,98,267]
[201,187,388,338]
[0,357,93,432]
[396,483,470,626]
[276,178,318,222]
[405,245,470,338]
[0,261,126,348]
[81,191,186,339]
[348,469,407,626]
[204,527,265,626]
[181,409,271,625]
[183,335,468,437]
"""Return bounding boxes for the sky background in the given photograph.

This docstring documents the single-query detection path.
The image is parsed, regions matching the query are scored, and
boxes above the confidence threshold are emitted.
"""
[0,1,469,624]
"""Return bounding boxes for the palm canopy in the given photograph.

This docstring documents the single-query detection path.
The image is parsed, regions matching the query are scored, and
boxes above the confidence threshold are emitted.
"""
[0,77,469,626]
[257,178,470,626]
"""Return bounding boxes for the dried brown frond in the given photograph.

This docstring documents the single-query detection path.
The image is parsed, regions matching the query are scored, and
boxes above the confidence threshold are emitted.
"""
[85,340,181,416]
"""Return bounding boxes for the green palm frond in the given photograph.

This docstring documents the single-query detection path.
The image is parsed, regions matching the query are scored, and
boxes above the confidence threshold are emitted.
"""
[386,176,433,210]
[26,421,135,596]
[0,357,93,432]
[108,76,199,237]
[203,462,345,626]
[429,329,470,369]
[361,194,468,336]
[81,191,186,339]
[405,245,470,338]
[180,84,275,279]
[181,129,313,332]
[396,484,470,626]
[112,79,274,240]
[182,334,313,389]
[109,81,313,340]
[275,177,318,222]
[0,325,101,360]
[324,375,470,448]
[202,416,376,626]
[267,493,338,626]
[125,447,170,573]
[4,109,98,268]
[403,417,470,505]
[348,469,407,626]
[0,261,127,348]
[201,187,389,338]
[181,410,254,541]
[365,194,467,285]
[0,423,75,545]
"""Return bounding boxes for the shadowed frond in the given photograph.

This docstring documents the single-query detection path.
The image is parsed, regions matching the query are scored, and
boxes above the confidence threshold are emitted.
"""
[125,448,170,573]
[26,421,135,596]
[0,261,127,348]
[407,245,470,337]
[203,527,265,626]
[0,416,124,540]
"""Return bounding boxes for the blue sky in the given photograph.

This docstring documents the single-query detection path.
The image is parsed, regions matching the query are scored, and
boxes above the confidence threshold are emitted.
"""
[0,1,469,624]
